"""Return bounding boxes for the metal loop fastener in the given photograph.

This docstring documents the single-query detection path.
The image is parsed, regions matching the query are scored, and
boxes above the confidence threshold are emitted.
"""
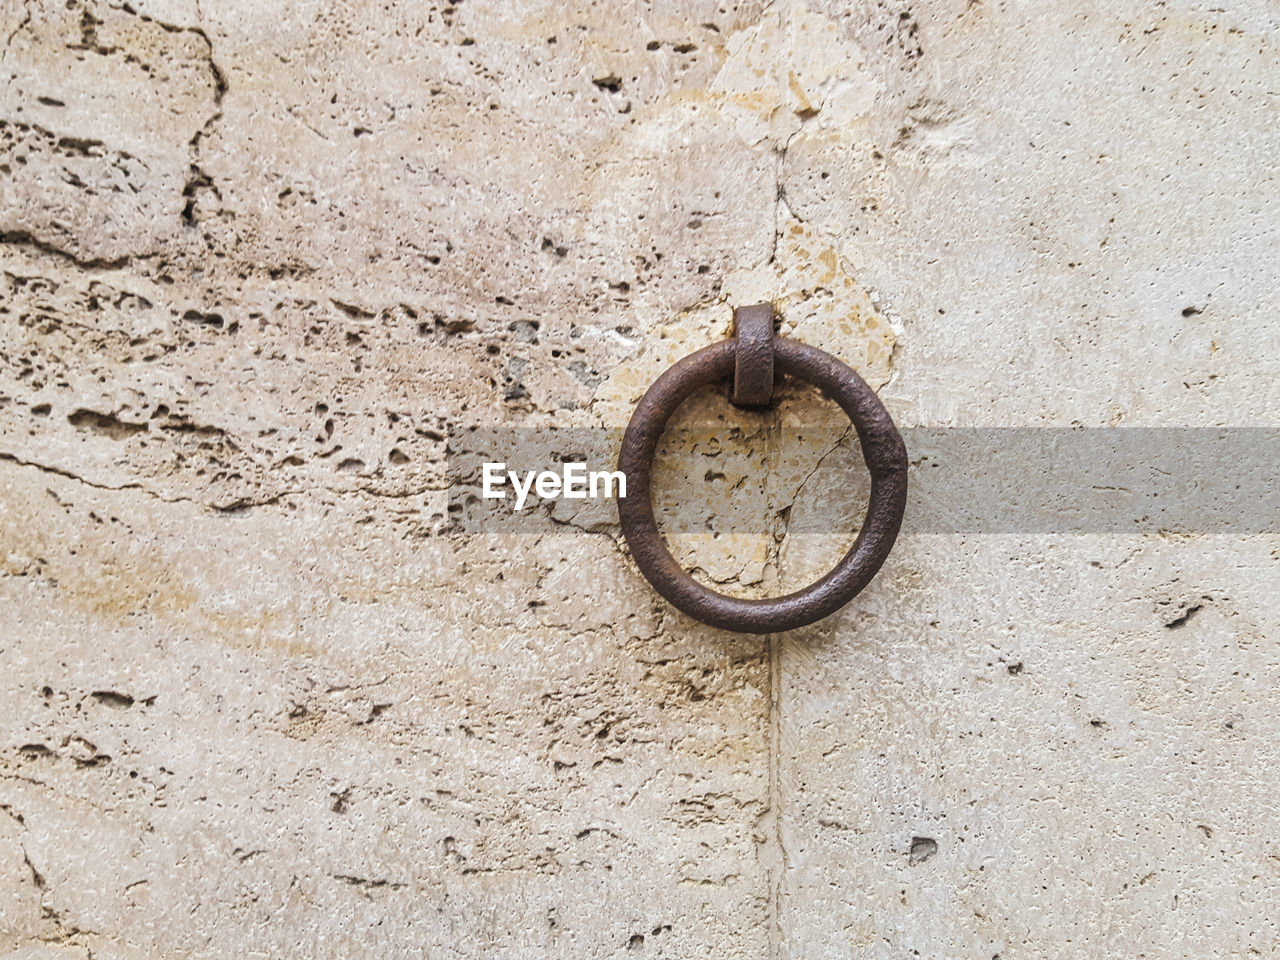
[617,303,908,633]
[731,302,775,407]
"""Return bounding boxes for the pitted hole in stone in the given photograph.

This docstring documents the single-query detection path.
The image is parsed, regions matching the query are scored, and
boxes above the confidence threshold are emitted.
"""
[67,408,148,440]
[909,837,938,865]
[649,376,871,599]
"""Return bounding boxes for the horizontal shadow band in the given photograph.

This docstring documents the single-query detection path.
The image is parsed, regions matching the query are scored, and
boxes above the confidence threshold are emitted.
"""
[442,427,1280,535]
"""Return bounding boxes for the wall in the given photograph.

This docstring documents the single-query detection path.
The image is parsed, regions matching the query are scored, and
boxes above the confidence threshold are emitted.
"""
[1,0,1278,957]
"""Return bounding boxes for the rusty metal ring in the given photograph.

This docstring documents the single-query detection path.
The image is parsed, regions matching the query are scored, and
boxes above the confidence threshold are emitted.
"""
[618,312,908,634]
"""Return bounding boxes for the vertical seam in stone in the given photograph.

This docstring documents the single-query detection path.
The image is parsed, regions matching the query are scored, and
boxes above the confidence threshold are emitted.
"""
[767,631,784,960]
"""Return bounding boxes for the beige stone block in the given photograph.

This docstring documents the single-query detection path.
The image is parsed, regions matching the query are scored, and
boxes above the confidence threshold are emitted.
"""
[2,0,1277,956]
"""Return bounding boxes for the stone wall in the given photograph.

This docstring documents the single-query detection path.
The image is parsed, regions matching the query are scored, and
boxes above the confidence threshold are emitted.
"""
[2,1,1277,957]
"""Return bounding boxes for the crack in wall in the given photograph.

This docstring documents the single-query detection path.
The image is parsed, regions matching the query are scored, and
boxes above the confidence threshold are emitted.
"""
[0,230,133,271]
[766,629,786,960]
[0,450,289,512]
[3,7,31,57]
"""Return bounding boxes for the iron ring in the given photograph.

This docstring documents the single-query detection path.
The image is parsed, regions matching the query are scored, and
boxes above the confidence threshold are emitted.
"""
[617,326,908,633]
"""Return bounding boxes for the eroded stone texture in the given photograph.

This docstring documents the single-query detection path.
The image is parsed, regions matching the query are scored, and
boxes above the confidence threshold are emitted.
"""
[0,465,771,957]
[1,0,781,956]
[2,0,1278,958]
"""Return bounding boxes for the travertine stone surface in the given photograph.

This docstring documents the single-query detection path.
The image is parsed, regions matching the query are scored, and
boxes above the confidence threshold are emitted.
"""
[2,0,1277,958]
